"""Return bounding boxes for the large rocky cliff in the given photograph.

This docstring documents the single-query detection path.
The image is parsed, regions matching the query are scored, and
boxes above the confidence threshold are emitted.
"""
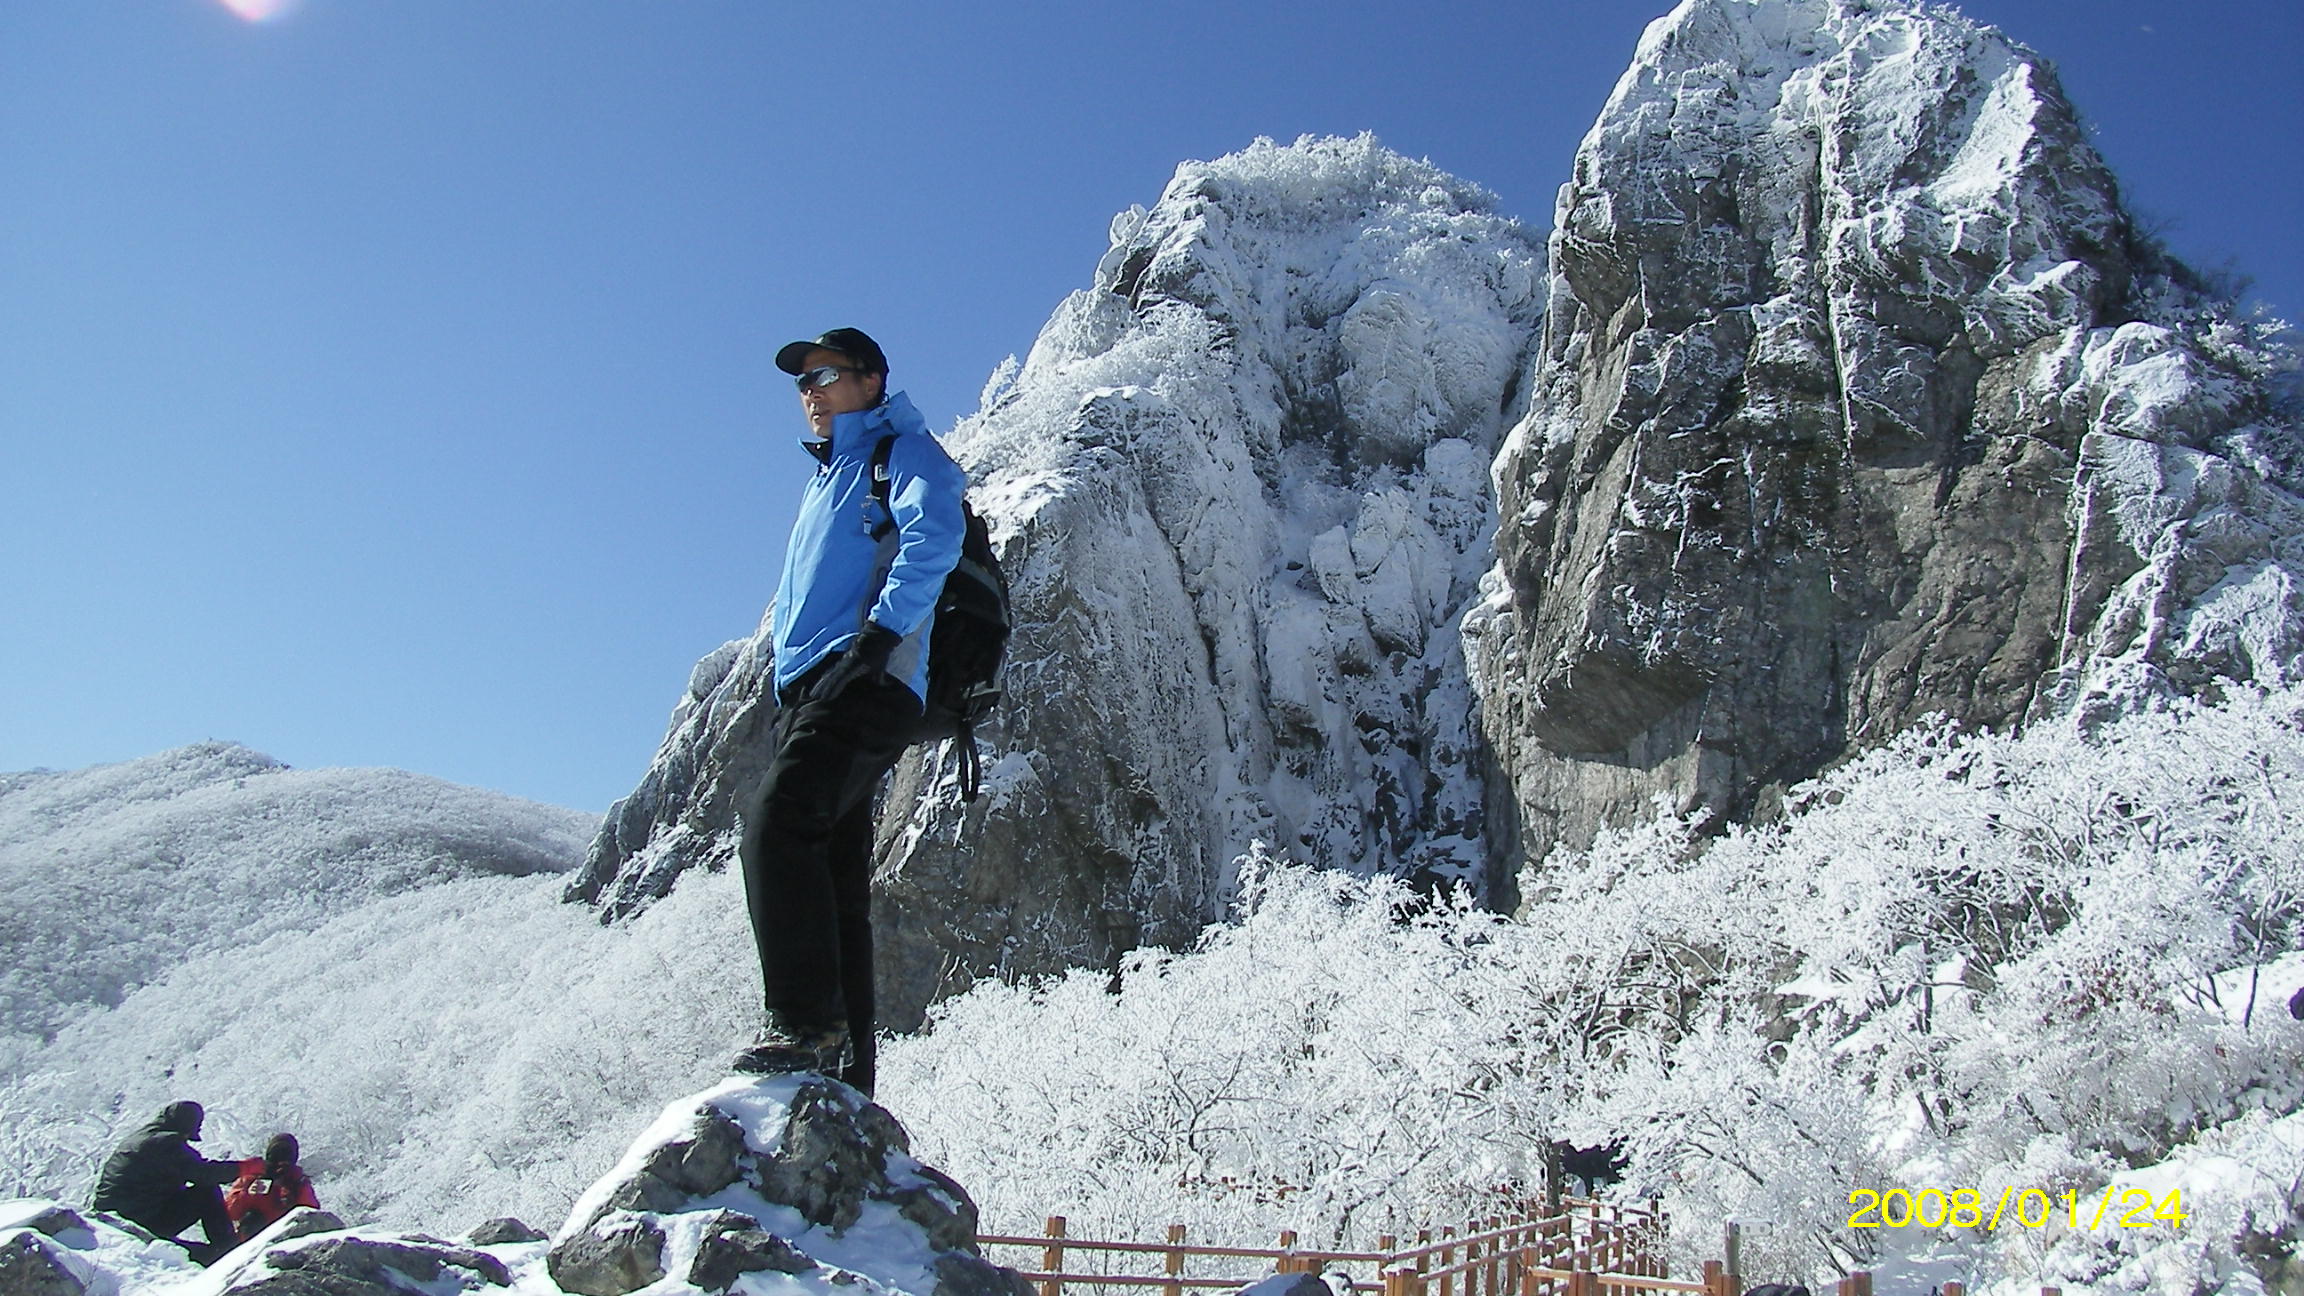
[568,0,2302,1019]
[569,135,1547,1026]
[1464,0,2304,867]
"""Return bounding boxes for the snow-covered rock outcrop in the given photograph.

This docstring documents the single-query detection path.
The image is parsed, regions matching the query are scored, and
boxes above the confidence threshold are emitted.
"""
[0,742,596,1047]
[545,1076,1023,1296]
[1467,0,2304,867]
[573,135,1545,1024]
[1,1078,1028,1296]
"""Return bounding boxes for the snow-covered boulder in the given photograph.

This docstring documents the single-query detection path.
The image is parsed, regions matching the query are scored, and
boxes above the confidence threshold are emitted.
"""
[0,1202,104,1296]
[221,1226,513,1296]
[1468,0,2304,869]
[546,1075,1028,1296]
[4,1199,519,1296]
[0,1198,209,1296]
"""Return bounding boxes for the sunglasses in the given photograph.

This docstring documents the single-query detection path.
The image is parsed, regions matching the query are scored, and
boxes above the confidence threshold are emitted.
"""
[795,364,867,391]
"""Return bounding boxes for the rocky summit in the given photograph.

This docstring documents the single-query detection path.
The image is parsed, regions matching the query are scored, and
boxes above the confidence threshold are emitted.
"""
[0,1076,1030,1296]
[568,0,2303,1009]
[1467,0,2304,866]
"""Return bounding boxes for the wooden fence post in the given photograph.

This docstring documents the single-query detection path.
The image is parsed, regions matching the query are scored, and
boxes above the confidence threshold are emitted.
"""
[1276,1229,1310,1275]
[1701,1260,1726,1296]
[1163,1224,1187,1296]
[1474,1219,1490,1296]
[1039,1216,1065,1296]
[1942,1283,1964,1296]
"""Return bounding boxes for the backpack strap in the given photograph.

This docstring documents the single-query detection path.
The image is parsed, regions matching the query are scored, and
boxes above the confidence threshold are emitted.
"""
[869,430,990,801]
[954,718,984,801]
[869,434,897,541]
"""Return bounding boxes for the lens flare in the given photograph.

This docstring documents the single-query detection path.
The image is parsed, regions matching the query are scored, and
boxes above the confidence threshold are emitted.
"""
[214,0,302,21]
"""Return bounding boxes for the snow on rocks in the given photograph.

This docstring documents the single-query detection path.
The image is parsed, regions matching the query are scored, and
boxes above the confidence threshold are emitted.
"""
[544,1075,1025,1296]
[864,134,1544,1019]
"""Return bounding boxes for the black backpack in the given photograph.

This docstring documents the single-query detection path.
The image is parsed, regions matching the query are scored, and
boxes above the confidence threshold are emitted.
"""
[870,435,1011,799]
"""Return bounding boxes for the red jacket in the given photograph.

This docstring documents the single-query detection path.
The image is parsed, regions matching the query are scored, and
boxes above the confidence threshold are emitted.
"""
[223,1157,320,1239]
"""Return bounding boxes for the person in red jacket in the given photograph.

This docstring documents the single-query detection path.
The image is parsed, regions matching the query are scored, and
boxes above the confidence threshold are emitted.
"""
[223,1133,320,1242]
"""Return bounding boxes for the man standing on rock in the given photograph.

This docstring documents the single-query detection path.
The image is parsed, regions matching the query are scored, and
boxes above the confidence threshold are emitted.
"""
[734,327,966,1096]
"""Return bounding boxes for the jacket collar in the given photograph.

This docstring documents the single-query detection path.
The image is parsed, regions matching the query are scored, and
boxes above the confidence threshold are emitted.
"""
[796,390,924,463]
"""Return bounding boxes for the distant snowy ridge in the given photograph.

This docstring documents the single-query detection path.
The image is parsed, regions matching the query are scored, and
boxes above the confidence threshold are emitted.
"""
[0,741,596,1048]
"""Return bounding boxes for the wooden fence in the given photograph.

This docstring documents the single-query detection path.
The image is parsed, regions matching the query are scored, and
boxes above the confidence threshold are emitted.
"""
[983,1214,2077,1296]
[979,1199,1698,1296]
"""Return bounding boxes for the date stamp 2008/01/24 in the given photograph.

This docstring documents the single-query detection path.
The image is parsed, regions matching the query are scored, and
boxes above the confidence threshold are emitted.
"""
[1847,1187,2188,1233]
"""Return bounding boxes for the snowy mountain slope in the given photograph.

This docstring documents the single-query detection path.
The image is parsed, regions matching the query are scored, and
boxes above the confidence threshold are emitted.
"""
[1469,0,2304,867]
[573,134,1547,1025]
[883,684,2304,1292]
[0,742,596,1049]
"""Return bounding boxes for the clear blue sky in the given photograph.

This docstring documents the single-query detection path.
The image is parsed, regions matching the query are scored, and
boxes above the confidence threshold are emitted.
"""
[4,1,2298,813]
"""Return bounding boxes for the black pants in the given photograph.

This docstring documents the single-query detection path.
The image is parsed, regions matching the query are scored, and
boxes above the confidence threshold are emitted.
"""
[127,1186,234,1261]
[738,666,919,1094]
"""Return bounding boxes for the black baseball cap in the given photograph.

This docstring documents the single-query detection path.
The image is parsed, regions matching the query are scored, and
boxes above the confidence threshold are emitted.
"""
[775,328,888,377]
[160,1100,205,1138]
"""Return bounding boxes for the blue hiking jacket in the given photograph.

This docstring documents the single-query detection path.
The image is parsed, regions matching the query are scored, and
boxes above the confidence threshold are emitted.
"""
[770,390,967,703]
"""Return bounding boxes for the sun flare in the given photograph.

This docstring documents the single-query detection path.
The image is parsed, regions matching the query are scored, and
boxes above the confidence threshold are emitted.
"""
[214,0,302,22]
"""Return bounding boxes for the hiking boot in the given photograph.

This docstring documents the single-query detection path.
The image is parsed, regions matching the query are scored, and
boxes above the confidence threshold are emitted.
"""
[732,1023,851,1077]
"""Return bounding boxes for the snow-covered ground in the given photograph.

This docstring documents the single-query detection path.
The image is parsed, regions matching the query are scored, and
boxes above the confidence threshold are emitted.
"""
[8,688,2302,1293]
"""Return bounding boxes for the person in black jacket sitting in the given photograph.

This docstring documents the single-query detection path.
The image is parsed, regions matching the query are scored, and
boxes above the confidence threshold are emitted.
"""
[90,1100,241,1264]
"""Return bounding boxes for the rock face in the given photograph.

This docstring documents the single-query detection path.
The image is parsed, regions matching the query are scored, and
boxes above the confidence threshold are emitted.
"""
[563,634,778,920]
[571,134,1546,1025]
[547,1075,1028,1296]
[1465,0,2304,869]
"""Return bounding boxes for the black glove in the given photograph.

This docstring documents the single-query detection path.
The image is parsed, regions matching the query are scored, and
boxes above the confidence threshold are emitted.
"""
[806,623,901,702]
